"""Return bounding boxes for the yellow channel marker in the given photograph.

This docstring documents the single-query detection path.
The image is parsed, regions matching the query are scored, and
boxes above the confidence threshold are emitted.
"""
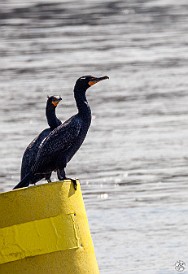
[0,181,100,274]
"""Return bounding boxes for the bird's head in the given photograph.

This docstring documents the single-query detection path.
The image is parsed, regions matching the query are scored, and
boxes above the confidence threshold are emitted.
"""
[74,75,109,91]
[47,95,62,108]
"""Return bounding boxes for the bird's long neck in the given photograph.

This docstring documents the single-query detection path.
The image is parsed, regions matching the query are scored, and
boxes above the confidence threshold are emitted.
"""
[46,106,59,130]
[74,88,91,122]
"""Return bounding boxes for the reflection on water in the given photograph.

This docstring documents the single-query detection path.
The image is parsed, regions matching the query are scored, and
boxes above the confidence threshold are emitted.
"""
[1,0,188,273]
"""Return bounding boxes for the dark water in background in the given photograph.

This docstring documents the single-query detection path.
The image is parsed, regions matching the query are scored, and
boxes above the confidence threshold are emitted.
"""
[1,0,188,273]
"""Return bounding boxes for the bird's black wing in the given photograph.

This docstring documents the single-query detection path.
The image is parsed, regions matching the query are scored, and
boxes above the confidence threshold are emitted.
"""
[33,115,82,172]
[20,128,51,179]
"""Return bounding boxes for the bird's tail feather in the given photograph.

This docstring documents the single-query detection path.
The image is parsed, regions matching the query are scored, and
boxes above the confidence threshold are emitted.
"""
[13,172,33,189]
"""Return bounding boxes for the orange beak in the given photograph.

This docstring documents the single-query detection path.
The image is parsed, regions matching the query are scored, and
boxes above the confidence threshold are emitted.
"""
[52,97,62,107]
[88,76,109,87]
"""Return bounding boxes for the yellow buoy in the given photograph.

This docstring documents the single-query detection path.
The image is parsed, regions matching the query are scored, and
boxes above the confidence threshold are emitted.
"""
[0,181,100,274]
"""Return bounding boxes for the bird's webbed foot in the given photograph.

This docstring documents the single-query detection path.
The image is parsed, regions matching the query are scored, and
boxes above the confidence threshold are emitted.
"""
[57,169,77,190]
[69,178,77,190]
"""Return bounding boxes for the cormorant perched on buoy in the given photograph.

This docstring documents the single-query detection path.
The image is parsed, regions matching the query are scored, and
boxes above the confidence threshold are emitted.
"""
[20,95,62,185]
[13,75,109,190]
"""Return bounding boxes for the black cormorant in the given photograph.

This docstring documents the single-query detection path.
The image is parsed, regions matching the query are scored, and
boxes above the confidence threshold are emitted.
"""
[20,95,62,184]
[13,75,109,190]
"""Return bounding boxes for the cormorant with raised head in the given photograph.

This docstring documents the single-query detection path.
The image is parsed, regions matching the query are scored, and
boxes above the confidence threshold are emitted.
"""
[14,75,109,190]
[20,95,62,184]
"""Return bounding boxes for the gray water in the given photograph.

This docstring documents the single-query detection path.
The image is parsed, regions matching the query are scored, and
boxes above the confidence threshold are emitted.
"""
[1,0,188,273]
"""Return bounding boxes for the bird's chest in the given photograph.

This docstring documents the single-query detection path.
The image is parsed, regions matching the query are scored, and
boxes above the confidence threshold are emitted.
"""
[65,120,90,161]
[76,120,90,146]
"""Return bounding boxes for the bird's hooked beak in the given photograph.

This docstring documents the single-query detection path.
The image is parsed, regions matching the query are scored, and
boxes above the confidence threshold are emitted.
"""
[52,96,62,107]
[88,76,109,87]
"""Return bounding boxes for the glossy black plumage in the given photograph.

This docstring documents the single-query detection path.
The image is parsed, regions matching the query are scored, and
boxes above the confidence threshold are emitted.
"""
[14,75,109,190]
[20,96,62,184]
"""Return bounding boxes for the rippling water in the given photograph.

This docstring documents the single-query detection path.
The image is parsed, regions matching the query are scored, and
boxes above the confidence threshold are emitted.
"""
[1,0,188,273]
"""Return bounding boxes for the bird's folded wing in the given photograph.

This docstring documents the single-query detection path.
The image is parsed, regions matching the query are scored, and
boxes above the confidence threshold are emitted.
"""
[35,116,81,163]
[21,128,52,179]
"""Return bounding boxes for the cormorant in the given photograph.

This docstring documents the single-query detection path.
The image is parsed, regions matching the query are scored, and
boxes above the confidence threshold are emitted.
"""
[13,75,109,190]
[20,95,62,185]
